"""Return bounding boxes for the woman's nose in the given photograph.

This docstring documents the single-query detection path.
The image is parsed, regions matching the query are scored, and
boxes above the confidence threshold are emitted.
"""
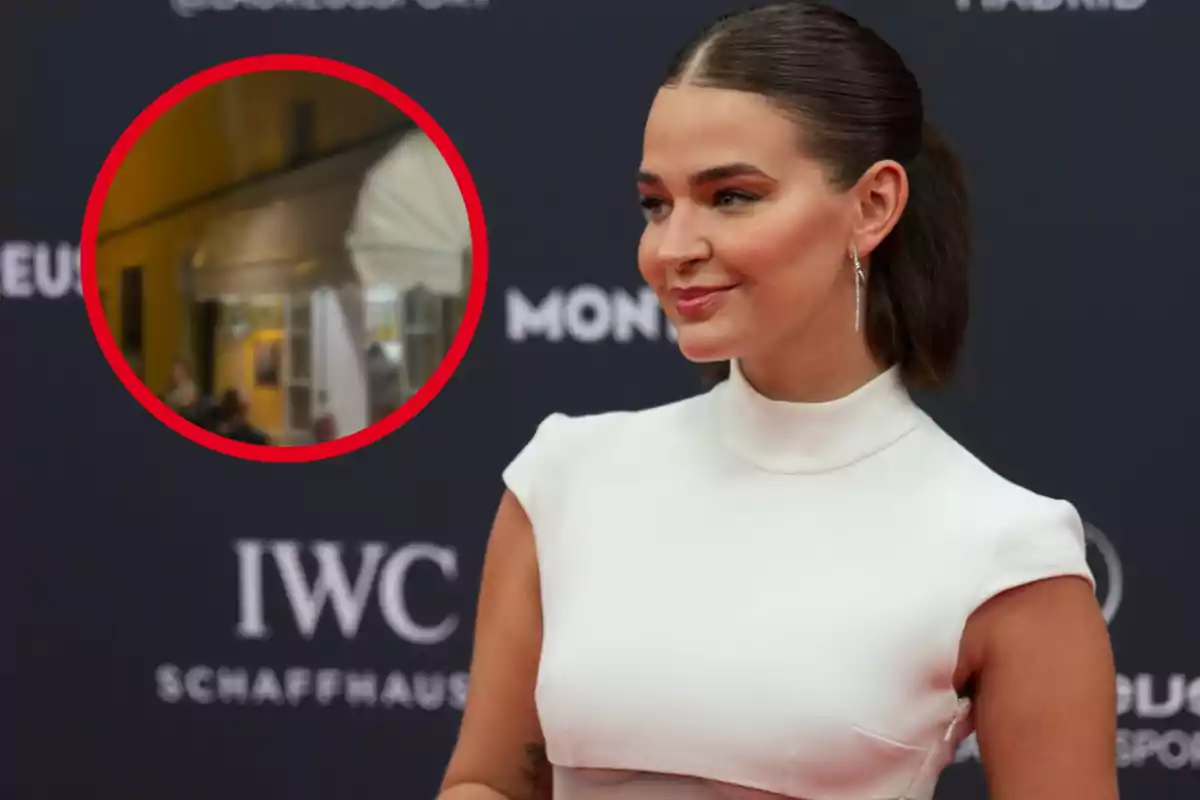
[654,212,712,267]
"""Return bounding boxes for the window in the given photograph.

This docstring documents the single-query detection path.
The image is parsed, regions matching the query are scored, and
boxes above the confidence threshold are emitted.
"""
[193,300,220,396]
[284,292,313,440]
[402,287,444,391]
[119,266,145,374]
[440,294,465,354]
[287,99,317,167]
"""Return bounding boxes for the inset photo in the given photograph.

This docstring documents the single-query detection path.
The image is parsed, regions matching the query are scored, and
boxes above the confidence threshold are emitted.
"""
[82,55,487,461]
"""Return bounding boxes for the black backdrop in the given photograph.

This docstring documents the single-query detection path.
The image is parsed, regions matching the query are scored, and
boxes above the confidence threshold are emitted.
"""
[3,1,1197,798]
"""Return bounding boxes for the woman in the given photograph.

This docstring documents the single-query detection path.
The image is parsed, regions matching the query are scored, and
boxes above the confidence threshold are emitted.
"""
[439,3,1117,799]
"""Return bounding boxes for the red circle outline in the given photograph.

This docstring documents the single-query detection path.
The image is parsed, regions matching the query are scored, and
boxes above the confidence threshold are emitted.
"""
[80,54,488,463]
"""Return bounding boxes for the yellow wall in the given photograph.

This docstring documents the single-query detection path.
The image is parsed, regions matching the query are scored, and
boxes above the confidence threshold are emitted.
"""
[209,302,286,437]
[95,70,402,408]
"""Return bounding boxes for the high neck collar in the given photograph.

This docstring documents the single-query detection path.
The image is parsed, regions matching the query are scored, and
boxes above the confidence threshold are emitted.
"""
[711,359,923,474]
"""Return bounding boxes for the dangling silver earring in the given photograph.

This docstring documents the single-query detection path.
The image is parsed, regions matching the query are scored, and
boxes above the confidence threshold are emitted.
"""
[851,244,866,332]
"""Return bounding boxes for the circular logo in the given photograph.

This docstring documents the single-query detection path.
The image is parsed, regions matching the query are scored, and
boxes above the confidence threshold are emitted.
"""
[1082,521,1123,624]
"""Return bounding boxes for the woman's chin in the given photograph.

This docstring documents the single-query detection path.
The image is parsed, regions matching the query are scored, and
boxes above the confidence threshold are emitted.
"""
[674,327,736,363]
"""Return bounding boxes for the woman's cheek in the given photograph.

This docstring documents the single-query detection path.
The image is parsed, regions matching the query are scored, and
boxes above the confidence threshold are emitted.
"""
[637,232,664,287]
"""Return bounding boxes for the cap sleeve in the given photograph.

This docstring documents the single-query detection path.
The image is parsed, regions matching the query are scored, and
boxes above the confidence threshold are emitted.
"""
[971,499,1096,611]
[502,412,572,522]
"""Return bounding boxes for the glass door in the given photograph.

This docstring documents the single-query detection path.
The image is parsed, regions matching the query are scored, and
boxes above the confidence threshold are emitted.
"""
[400,285,444,399]
[283,292,313,442]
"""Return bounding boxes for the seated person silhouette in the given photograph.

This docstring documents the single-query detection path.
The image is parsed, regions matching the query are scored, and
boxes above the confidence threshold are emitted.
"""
[214,389,271,446]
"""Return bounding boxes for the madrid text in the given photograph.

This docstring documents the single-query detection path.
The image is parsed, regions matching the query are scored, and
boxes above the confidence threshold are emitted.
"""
[954,0,1147,10]
[171,0,489,18]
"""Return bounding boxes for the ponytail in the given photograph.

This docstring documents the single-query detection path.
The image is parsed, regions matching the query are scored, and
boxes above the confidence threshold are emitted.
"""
[866,123,972,389]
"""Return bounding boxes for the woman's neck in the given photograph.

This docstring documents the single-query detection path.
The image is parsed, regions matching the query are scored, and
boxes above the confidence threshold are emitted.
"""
[737,335,886,403]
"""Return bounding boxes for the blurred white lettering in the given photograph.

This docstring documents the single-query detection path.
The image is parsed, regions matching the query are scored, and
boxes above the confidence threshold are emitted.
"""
[506,286,676,344]
[234,539,459,645]
[955,674,1199,770]
[171,0,488,17]
[156,664,468,709]
[1117,730,1200,769]
[956,0,1146,9]
[1117,674,1200,719]
[0,242,80,299]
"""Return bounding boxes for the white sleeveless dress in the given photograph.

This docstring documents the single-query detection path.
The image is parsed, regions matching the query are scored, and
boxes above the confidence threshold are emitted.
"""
[502,360,1094,800]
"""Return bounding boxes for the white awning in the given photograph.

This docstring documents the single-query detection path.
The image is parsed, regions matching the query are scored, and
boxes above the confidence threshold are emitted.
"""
[346,129,470,297]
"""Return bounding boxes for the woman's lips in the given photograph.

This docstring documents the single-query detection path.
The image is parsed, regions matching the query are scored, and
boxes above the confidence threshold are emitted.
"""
[670,285,738,319]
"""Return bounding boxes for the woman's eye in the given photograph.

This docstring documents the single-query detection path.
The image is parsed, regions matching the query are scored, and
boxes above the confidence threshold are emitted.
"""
[713,189,759,209]
[639,196,669,221]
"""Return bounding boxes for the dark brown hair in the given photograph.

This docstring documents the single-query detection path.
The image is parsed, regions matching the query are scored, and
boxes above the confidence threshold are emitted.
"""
[665,1,971,390]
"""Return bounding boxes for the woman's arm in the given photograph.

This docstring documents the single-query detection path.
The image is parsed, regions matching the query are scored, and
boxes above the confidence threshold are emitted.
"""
[960,575,1118,799]
[437,491,552,800]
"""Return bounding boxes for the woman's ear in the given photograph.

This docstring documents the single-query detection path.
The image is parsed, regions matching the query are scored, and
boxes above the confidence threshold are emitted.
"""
[850,159,909,259]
